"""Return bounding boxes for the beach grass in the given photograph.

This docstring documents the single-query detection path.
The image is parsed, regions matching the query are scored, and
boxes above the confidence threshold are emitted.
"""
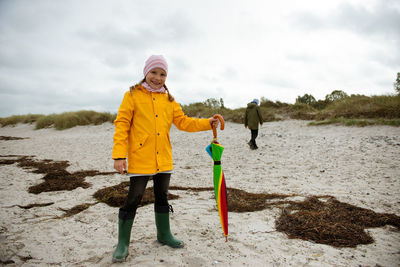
[0,114,45,127]
[315,94,400,120]
[1,93,399,129]
[1,110,116,130]
[35,110,116,130]
[308,118,400,127]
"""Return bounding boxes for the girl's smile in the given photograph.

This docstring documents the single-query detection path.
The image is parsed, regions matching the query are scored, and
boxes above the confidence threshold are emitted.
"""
[145,68,167,90]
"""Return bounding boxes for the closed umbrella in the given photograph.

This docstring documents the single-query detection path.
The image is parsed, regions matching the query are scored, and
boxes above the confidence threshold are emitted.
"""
[206,114,228,241]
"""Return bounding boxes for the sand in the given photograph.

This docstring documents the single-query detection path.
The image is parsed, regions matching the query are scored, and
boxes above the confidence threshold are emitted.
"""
[0,120,399,266]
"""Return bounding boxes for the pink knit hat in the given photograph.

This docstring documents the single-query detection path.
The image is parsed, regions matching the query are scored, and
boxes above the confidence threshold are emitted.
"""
[143,55,168,77]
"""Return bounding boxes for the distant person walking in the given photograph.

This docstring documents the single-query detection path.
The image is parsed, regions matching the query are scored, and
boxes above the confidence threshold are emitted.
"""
[244,99,263,150]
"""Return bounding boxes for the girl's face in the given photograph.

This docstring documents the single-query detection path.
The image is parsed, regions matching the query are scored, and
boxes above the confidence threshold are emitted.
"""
[145,68,167,89]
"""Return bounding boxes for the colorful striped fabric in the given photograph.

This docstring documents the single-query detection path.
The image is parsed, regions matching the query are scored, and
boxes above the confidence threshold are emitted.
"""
[206,141,228,241]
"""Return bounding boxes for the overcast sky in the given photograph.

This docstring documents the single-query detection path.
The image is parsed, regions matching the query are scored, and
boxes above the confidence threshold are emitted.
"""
[1,0,399,117]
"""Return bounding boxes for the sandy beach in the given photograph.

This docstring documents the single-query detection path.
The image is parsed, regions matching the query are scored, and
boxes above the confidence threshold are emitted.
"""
[1,120,399,266]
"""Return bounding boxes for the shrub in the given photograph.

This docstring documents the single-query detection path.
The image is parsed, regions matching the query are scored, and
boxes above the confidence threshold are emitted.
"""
[316,94,400,120]
[325,90,348,102]
[284,103,317,120]
[259,107,275,122]
[221,108,246,123]
[394,72,400,95]
[182,102,208,117]
[310,99,330,110]
[296,94,316,105]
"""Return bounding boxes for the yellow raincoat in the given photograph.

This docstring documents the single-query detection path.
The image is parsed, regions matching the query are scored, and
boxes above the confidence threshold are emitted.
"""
[112,86,211,174]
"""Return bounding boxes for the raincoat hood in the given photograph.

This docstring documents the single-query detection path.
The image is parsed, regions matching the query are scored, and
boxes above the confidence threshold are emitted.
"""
[247,102,258,108]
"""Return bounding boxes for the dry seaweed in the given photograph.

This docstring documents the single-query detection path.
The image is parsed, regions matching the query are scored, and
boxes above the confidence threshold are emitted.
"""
[0,159,20,165]
[93,184,294,213]
[19,255,33,262]
[0,136,27,140]
[93,182,179,207]
[227,188,295,212]
[275,196,400,247]
[16,202,54,209]
[0,259,15,265]
[57,203,97,218]
[0,155,115,194]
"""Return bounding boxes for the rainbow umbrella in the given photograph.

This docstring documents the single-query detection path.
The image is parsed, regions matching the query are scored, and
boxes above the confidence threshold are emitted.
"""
[206,114,228,241]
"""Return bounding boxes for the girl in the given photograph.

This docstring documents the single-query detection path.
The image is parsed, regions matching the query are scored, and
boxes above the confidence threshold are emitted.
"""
[111,55,220,262]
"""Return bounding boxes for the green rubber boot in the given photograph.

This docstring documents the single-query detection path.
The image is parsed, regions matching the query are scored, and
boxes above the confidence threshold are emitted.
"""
[155,205,184,248]
[112,218,134,262]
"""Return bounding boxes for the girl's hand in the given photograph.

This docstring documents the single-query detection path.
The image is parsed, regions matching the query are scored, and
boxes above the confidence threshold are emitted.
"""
[114,159,126,174]
[209,116,220,128]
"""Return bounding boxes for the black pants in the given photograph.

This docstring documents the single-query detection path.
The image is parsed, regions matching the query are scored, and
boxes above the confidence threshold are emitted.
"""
[250,129,259,148]
[118,173,171,220]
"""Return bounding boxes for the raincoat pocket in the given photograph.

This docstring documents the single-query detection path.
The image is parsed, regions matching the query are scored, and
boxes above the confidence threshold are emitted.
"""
[131,134,149,153]
[158,132,173,166]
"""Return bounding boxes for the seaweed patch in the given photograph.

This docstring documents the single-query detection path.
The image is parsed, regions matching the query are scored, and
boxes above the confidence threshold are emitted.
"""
[93,182,179,207]
[275,196,400,247]
[0,136,27,140]
[57,203,98,219]
[0,155,115,194]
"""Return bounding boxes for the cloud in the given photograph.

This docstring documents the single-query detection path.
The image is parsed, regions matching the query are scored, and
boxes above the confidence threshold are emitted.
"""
[292,1,400,40]
[334,1,400,39]
[0,1,201,116]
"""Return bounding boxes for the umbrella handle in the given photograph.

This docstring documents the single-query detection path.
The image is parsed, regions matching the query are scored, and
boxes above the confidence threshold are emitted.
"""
[212,114,225,139]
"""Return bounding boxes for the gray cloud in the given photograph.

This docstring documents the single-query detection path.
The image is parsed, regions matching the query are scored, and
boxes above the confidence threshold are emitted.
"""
[334,1,400,38]
[292,1,400,40]
[290,1,400,80]
[76,11,198,69]
[0,1,200,116]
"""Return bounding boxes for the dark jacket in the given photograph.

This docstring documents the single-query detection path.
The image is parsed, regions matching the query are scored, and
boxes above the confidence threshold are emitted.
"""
[245,102,263,130]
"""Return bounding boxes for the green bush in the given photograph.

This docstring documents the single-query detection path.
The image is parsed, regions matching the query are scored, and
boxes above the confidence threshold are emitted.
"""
[325,90,348,102]
[394,72,400,95]
[316,94,400,120]
[282,103,317,120]
[296,94,316,105]
[259,107,275,122]
[182,102,208,117]
[220,108,246,123]
[310,99,330,110]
